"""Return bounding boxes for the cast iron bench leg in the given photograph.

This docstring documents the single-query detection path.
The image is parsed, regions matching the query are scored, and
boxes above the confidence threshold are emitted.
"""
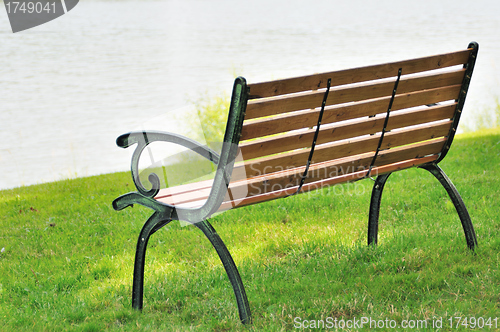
[131,212,251,324]
[367,164,477,250]
[132,211,173,310]
[195,220,252,325]
[368,172,392,246]
[420,164,477,250]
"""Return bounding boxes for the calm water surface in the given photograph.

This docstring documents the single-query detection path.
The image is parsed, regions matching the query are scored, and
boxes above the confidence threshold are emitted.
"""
[1,0,499,189]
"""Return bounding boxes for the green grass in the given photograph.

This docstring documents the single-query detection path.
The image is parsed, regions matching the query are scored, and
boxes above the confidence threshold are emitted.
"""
[1,128,499,331]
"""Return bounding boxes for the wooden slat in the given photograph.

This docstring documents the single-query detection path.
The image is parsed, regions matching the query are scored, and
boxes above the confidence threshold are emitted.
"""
[219,155,439,211]
[245,69,464,120]
[242,85,460,140]
[247,49,470,99]
[386,104,455,131]
[240,101,456,161]
[156,178,214,200]
[372,138,444,167]
[155,178,247,207]
[229,138,446,198]
[157,186,211,206]
[239,121,451,178]
[156,184,247,208]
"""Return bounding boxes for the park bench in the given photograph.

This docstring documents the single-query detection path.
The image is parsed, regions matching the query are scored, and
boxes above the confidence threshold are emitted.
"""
[113,42,479,324]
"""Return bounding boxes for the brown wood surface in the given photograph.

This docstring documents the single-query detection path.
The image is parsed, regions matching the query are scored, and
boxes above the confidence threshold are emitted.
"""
[156,186,212,206]
[245,69,465,120]
[156,184,248,208]
[156,152,440,210]
[218,155,439,211]
[239,121,450,178]
[155,178,214,200]
[241,86,460,140]
[155,137,444,208]
[229,138,445,198]
[240,102,455,162]
[247,49,470,99]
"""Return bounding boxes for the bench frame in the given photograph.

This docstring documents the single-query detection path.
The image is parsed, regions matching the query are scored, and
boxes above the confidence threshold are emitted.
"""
[113,42,479,325]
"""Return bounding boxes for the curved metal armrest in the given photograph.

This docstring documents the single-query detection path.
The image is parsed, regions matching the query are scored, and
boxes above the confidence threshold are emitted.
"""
[117,130,220,197]
[117,131,220,164]
[112,192,165,212]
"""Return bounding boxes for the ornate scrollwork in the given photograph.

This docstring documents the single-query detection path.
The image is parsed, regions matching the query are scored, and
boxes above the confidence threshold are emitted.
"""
[129,141,161,198]
[116,130,220,199]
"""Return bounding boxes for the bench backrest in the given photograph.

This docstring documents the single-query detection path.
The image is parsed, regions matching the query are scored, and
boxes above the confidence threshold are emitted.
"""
[223,42,478,209]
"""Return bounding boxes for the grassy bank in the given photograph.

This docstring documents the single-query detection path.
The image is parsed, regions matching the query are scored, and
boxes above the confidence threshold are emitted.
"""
[0,128,499,331]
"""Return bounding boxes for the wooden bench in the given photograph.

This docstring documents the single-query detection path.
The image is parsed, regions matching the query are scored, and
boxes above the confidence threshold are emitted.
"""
[113,42,479,324]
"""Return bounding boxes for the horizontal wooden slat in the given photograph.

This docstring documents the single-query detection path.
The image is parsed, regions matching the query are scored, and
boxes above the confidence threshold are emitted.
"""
[156,178,214,200]
[156,183,248,208]
[155,178,247,207]
[239,121,451,178]
[247,49,470,99]
[229,138,446,198]
[157,185,211,206]
[240,100,457,161]
[242,85,460,140]
[386,103,456,131]
[245,69,464,120]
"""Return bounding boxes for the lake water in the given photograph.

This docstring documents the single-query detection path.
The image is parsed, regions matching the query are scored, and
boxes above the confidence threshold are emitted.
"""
[1,0,499,190]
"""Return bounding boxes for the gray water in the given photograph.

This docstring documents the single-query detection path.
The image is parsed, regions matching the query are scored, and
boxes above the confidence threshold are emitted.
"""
[1,0,499,190]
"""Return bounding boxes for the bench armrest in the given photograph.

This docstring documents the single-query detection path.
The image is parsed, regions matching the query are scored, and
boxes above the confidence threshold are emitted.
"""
[117,130,220,197]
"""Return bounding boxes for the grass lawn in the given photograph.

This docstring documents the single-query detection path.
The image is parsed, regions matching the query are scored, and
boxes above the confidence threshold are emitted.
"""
[0,127,499,331]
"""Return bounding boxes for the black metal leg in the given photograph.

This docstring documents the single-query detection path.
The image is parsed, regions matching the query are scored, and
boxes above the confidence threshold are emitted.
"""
[195,220,252,325]
[420,164,477,250]
[132,211,172,310]
[368,172,392,246]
